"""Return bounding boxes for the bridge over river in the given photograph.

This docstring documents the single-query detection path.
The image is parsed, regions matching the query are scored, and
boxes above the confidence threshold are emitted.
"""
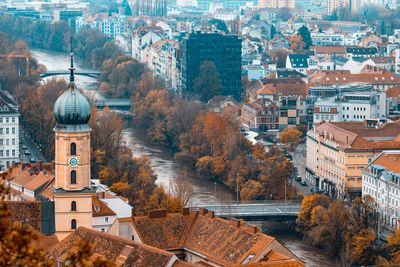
[190,201,301,221]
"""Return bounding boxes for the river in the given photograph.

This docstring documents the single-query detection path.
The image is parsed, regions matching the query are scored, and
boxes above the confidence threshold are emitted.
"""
[31,48,336,267]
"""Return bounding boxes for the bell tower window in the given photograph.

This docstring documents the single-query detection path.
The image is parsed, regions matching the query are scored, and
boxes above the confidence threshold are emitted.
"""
[70,142,76,156]
[71,219,77,229]
[70,171,77,184]
[71,201,77,211]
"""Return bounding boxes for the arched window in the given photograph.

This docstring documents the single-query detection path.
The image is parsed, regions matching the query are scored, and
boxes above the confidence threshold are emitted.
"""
[71,219,77,229]
[71,201,77,211]
[70,142,76,156]
[70,171,77,184]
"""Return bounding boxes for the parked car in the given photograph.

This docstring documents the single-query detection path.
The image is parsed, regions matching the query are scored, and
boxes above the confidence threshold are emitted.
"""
[22,145,27,149]
[295,176,302,182]
[300,180,307,186]
[30,157,36,163]
[24,150,30,155]
[311,187,322,193]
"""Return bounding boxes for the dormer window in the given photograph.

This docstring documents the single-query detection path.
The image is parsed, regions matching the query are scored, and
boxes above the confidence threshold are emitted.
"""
[95,205,100,212]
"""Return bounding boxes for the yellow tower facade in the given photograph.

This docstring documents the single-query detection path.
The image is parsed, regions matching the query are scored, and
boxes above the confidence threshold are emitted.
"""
[53,51,93,241]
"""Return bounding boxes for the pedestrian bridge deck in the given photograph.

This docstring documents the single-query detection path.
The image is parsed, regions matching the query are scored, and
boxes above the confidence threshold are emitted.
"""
[190,202,301,221]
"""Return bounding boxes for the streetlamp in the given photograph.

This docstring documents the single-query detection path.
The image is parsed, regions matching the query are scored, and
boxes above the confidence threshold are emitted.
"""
[236,173,239,205]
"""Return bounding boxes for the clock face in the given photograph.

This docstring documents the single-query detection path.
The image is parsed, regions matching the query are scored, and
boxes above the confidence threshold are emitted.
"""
[68,156,79,167]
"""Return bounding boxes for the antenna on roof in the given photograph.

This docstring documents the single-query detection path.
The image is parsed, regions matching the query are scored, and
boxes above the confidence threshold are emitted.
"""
[69,36,75,83]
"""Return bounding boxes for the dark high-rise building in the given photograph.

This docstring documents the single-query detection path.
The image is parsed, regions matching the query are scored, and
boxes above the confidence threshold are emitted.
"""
[181,32,242,101]
[134,0,167,16]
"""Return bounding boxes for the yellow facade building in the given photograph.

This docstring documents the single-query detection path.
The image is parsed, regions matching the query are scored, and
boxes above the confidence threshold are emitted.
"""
[53,53,93,240]
[306,120,400,199]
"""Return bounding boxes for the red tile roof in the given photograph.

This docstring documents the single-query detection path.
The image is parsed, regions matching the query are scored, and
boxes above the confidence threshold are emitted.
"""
[314,121,400,150]
[372,153,400,173]
[127,209,304,266]
[48,227,175,267]
[314,46,346,54]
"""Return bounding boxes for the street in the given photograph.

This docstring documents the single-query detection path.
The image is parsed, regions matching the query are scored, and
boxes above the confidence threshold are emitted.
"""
[19,128,46,164]
[291,142,312,196]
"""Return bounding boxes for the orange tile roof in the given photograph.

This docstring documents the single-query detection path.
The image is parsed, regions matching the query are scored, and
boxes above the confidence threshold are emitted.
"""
[373,153,400,173]
[309,69,400,87]
[128,209,304,266]
[314,121,400,150]
[256,79,308,99]
[314,46,346,54]
[92,196,117,217]
[132,212,196,250]
[386,86,400,98]
[48,227,175,267]
[2,201,42,230]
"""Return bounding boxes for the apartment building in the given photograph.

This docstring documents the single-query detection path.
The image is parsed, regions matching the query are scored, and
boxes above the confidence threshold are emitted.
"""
[241,99,279,131]
[0,90,19,172]
[76,13,127,37]
[258,0,295,8]
[313,91,386,124]
[308,69,400,91]
[306,121,400,199]
[362,151,400,229]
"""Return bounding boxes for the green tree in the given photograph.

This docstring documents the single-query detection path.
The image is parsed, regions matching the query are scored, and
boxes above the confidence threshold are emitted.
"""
[193,61,221,102]
[298,26,312,50]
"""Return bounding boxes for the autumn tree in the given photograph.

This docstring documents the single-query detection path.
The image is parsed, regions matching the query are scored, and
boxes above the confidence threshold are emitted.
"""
[193,61,221,102]
[270,48,291,68]
[144,186,184,213]
[290,34,305,53]
[66,240,115,267]
[280,127,302,151]
[0,184,52,266]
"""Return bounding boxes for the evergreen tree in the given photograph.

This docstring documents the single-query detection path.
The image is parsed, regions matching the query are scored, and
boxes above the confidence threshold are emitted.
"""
[193,61,221,102]
[298,25,312,50]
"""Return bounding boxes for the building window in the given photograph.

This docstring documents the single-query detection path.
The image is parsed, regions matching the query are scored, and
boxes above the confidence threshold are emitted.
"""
[11,128,15,134]
[105,217,109,222]
[70,143,76,156]
[101,228,105,232]
[11,150,15,157]
[71,201,77,211]
[5,128,9,134]
[71,219,77,229]
[6,118,9,123]
[70,171,77,184]
[11,117,15,123]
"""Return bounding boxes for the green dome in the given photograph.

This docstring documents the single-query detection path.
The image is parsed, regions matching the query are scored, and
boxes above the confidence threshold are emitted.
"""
[53,82,91,126]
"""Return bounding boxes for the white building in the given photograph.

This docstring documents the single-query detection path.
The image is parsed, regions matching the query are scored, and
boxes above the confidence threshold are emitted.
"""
[311,32,345,46]
[243,65,265,81]
[131,28,163,62]
[313,91,387,124]
[0,90,19,172]
[145,39,180,90]
[76,14,127,38]
[362,151,400,229]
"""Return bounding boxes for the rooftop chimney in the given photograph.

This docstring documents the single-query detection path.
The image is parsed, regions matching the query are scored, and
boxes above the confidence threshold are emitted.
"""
[182,207,190,216]
[148,209,167,219]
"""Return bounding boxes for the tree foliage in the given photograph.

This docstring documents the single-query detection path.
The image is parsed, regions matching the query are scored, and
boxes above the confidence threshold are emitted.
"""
[193,61,221,102]
[297,195,382,266]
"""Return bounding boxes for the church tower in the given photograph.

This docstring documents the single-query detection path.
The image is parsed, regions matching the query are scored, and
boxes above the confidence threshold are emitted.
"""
[53,45,93,241]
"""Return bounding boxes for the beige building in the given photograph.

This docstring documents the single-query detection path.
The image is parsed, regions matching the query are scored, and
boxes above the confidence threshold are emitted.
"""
[306,120,400,199]
[328,0,349,14]
[53,55,94,241]
[258,0,295,9]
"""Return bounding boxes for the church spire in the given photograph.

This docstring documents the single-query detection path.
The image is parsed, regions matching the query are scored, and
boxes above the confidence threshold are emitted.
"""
[69,37,75,83]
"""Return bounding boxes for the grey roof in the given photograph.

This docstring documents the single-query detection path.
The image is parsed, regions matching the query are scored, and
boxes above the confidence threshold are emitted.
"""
[288,54,309,68]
